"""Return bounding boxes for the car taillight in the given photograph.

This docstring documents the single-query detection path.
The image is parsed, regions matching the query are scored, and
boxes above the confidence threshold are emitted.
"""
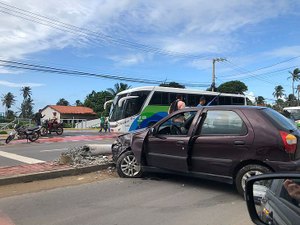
[280,131,297,154]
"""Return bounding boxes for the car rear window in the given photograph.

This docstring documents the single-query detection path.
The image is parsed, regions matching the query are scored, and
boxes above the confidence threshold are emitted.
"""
[262,108,297,131]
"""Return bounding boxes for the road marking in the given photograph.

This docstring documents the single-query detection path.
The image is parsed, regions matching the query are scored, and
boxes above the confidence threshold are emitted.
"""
[40,148,68,152]
[0,150,45,164]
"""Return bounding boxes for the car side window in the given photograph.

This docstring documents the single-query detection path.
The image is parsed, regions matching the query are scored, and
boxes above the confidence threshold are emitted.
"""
[157,111,196,136]
[199,110,247,135]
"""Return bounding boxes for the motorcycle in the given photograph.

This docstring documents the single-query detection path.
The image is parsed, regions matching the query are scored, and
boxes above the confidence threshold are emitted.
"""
[40,119,64,136]
[5,124,41,144]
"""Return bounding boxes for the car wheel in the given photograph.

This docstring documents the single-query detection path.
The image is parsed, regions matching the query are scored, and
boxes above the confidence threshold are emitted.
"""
[116,151,142,178]
[235,164,271,196]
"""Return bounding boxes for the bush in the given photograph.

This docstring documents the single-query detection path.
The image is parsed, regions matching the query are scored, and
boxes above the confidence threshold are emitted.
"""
[0,130,7,134]
[63,123,74,128]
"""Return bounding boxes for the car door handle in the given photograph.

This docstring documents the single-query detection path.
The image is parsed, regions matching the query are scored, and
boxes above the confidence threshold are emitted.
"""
[176,140,185,146]
[234,140,245,145]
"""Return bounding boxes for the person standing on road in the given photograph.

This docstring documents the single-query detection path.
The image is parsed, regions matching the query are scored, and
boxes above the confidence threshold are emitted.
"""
[99,116,105,132]
[33,109,45,126]
[196,96,206,107]
[168,94,185,114]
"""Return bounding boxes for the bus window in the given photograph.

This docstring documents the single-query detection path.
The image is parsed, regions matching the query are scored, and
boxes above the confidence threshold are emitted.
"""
[149,92,169,105]
[219,96,232,105]
[187,94,198,107]
[232,97,245,105]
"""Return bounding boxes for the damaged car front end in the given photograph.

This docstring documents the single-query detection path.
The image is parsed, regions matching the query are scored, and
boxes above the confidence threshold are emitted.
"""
[112,128,149,178]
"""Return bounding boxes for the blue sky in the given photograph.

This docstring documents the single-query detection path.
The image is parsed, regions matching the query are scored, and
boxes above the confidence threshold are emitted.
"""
[1,0,300,113]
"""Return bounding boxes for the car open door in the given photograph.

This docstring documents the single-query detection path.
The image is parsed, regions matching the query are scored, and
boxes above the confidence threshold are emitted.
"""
[144,111,197,172]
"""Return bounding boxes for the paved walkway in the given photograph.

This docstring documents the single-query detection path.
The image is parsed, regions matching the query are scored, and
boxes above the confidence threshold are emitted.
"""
[0,162,71,178]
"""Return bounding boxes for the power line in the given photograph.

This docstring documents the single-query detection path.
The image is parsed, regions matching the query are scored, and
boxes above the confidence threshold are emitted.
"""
[0,59,210,87]
[223,60,279,85]
[227,55,300,77]
[0,1,212,60]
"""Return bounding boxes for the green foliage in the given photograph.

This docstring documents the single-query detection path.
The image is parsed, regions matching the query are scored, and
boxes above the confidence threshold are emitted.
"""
[256,96,265,105]
[217,81,248,94]
[56,98,70,106]
[107,83,131,96]
[75,100,83,106]
[159,82,185,89]
[0,130,7,134]
[63,123,74,128]
[273,85,285,99]
[84,90,113,117]
[20,86,34,118]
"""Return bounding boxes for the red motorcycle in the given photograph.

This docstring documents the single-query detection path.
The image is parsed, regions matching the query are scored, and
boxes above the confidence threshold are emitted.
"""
[40,119,64,136]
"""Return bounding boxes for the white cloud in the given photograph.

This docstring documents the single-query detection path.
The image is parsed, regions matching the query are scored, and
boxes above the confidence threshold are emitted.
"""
[265,45,300,58]
[0,0,298,67]
[0,80,44,87]
[109,54,146,66]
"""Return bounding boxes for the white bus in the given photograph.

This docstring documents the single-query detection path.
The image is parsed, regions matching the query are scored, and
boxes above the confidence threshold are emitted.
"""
[106,86,247,133]
[283,106,300,127]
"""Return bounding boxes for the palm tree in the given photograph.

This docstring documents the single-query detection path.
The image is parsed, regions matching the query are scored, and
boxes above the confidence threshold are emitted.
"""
[1,92,16,117]
[288,68,300,98]
[21,86,32,99]
[273,85,285,100]
[256,96,265,106]
[107,83,131,96]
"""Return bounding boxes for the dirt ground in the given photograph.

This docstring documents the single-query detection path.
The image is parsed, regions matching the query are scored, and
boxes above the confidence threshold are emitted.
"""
[0,170,118,198]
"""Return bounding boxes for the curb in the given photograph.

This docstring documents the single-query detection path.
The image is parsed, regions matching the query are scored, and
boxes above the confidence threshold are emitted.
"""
[0,162,115,186]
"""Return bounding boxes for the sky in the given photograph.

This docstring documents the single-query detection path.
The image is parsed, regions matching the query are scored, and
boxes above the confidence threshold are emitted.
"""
[1,0,300,113]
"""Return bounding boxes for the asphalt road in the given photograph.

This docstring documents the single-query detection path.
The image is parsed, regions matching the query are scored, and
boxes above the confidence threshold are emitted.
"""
[0,131,115,167]
[0,174,254,225]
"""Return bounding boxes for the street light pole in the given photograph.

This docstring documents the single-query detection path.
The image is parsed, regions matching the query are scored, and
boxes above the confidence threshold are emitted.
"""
[211,58,226,92]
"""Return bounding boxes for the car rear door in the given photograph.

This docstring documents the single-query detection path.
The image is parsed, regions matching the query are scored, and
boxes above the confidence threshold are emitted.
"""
[145,110,197,172]
[190,109,254,177]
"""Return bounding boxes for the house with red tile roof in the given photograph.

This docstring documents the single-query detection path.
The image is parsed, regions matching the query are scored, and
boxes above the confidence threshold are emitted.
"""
[41,105,97,125]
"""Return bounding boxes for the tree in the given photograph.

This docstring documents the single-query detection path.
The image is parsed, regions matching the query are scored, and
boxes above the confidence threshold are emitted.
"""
[75,100,83,106]
[256,96,265,105]
[273,85,285,100]
[20,86,34,118]
[159,82,185,89]
[56,98,70,106]
[1,92,16,118]
[217,81,248,94]
[20,97,34,118]
[288,68,300,99]
[107,83,131,96]
[286,94,297,106]
[84,90,113,117]
[21,86,32,99]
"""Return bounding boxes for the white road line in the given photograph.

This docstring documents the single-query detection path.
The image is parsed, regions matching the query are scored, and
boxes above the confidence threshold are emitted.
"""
[0,150,45,164]
[40,148,68,152]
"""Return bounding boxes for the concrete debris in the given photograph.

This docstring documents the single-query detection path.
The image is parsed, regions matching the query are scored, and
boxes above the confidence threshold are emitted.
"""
[57,145,110,167]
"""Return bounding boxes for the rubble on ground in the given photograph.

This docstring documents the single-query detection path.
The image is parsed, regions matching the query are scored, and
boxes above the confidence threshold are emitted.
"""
[56,145,111,168]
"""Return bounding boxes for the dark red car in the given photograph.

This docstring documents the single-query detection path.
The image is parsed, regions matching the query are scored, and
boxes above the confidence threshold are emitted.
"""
[112,106,300,195]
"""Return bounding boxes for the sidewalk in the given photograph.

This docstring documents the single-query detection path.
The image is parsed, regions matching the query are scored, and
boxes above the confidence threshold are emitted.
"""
[0,161,114,186]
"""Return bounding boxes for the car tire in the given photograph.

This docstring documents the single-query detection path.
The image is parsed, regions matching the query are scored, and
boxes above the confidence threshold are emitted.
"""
[116,151,142,178]
[235,164,271,196]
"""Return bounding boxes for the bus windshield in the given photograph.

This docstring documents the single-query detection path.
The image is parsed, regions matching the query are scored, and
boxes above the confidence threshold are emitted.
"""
[110,91,150,122]
[284,108,300,121]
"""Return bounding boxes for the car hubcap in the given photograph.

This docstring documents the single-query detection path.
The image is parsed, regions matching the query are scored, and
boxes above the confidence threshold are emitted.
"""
[121,155,140,177]
[241,170,263,190]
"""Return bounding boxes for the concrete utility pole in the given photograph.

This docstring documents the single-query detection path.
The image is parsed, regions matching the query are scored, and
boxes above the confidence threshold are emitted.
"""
[211,58,226,92]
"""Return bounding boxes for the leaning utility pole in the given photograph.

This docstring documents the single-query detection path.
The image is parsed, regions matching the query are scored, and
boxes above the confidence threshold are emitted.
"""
[211,58,226,92]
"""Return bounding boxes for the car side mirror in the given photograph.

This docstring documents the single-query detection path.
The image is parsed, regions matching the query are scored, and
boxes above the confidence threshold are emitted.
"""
[245,173,300,225]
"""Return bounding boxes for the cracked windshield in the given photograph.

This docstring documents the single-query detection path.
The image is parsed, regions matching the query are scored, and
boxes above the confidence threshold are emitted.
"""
[1,1,300,225]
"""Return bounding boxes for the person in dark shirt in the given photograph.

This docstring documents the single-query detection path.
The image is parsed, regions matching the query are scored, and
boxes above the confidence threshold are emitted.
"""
[33,109,44,126]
